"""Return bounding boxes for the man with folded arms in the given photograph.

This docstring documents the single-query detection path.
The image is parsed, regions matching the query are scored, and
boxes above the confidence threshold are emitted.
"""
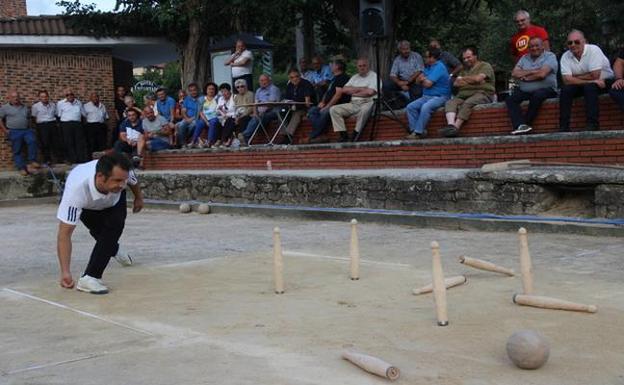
[505,37,558,135]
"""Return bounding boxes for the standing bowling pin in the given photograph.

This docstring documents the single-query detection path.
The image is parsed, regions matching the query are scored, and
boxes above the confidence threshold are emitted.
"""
[431,241,448,326]
[518,228,534,295]
[273,227,284,294]
[350,219,360,280]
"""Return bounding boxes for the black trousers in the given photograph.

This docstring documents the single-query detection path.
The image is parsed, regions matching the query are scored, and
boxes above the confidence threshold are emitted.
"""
[80,190,127,279]
[85,122,108,156]
[61,121,87,163]
[36,121,63,163]
[505,88,557,129]
[383,80,423,102]
[609,88,624,111]
[559,82,611,131]
[218,117,236,141]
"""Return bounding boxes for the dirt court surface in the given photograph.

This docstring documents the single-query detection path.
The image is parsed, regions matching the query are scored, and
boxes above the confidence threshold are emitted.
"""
[1,204,624,385]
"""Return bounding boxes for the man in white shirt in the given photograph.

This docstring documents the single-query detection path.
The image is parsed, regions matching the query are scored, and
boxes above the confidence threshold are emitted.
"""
[329,57,380,142]
[559,29,614,131]
[82,92,109,159]
[31,90,61,165]
[56,152,143,294]
[225,39,254,92]
[57,89,86,163]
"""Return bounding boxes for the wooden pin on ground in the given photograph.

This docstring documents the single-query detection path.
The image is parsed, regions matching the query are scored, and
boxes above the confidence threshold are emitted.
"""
[513,294,597,313]
[431,241,448,326]
[349,219,360,280]
[518,228,534,295]
[459,256,515,276]
[272,227,284,294]
[341,350,400,381]
[412,275,467,295]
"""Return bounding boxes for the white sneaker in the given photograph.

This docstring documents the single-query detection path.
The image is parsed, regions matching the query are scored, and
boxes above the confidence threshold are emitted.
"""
[77,275,109,294]
[113,249,133,267]
[511,124,533,135]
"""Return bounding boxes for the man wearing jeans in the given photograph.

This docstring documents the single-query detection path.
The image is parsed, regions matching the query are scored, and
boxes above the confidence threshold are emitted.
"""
[505,37,558,135]
[175,83,202,147]
[307,60,351,143]
[559,29,613,132]
[0,90,39,176]
[405,48,451,139]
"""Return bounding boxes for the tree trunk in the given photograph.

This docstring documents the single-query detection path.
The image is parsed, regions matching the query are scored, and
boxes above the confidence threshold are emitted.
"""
[180,15,211,88]
[332,0,396,77]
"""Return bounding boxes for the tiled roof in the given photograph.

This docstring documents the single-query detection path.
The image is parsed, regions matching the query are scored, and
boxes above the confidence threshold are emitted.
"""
[0,16,77,36]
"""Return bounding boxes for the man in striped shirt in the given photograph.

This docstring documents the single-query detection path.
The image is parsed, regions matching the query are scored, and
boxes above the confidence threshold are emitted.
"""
[56,152,143,294]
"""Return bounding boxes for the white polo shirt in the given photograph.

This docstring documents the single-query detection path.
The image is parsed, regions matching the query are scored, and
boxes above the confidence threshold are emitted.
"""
[82,101,109,123]
[57,160,138,225]
[31,101,57,123]
[560,44,614,80]
[231,49,253,78]
[344,70,380,103]
[57,98,83,122]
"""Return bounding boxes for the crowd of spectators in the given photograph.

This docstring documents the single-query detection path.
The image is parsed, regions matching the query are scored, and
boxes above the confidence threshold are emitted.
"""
[2,11,624,174]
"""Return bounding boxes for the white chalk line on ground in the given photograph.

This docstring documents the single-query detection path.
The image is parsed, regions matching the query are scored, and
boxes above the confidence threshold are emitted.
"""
[5,353,104,375]
[2,288,154,337]
[153,252,413,270]
[283,250,413,268]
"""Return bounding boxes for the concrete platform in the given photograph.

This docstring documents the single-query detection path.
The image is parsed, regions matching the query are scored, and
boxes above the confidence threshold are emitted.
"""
[1,205,623,384]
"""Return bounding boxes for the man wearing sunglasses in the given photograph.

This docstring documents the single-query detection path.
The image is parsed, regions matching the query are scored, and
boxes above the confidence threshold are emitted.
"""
[559,30,614,132]
[510,10,550,63]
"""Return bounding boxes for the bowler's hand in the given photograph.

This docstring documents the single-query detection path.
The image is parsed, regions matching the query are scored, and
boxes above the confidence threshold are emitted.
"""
[60,272,74,289]
[133,196,144,213]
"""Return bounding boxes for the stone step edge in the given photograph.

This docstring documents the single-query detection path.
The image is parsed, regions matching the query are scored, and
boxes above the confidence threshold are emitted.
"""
[150,130,624,155]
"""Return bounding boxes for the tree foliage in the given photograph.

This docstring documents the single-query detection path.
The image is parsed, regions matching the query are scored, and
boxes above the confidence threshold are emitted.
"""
[59,0,624,85]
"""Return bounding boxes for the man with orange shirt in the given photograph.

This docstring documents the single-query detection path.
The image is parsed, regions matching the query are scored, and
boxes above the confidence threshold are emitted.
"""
[510,10,550,62]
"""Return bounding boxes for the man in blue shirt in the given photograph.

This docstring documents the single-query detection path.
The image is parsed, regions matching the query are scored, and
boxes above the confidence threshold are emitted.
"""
[155,88,176,123]
[240,74,281,145]
[175,83,202,148]
[308,56,333,103]
[505,37,558,135]
[405,48,451,139]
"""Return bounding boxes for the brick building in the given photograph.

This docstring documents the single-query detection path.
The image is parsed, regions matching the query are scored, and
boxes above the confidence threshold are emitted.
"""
[0,0,175,170]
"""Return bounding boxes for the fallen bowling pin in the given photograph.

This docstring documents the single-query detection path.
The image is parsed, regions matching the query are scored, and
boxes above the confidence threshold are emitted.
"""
[342,350,400,381]
[459,256,515,276]
[513,294,597,313]
[412,275,467,295]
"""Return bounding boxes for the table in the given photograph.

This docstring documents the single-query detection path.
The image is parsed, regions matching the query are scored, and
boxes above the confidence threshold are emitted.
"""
[237,101,308,145]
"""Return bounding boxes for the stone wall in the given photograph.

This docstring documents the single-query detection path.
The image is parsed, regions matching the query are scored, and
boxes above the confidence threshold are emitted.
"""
[138,169,624,219]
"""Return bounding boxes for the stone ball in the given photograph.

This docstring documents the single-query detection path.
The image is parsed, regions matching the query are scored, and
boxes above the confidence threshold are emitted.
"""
[506,330,550,369]
[198,203,211,214]
[179,203,191,213]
